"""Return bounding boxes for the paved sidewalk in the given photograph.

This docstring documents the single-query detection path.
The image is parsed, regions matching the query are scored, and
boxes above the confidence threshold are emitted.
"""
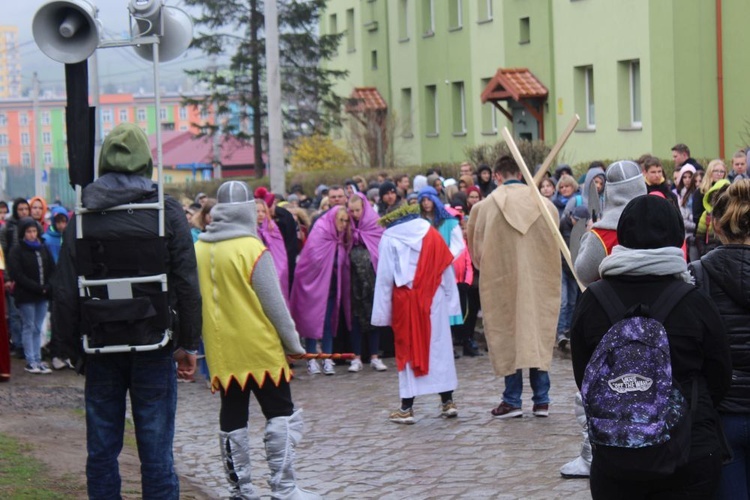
[174,350,592,499]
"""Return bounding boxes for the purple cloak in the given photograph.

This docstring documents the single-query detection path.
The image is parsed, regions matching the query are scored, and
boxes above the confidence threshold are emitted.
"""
[258,218,290,307]
[350,192,384,271]
[290,208,351,340]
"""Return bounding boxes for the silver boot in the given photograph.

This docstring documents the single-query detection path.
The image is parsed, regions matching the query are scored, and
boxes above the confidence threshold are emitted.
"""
[264,410,322,500]
[219,429,261,500]
[560,392,592,478]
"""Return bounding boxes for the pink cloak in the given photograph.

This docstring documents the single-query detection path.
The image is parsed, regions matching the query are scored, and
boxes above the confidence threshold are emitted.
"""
[257,218,290,307]
[350,192,384,271]
[290,208,351,340]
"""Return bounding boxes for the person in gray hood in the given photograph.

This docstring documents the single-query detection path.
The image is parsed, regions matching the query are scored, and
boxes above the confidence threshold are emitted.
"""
[195,180,320,500]
[52,123,201,499]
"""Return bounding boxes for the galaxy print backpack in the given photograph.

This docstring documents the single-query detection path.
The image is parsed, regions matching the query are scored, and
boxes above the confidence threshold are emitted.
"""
[582,279,697,479]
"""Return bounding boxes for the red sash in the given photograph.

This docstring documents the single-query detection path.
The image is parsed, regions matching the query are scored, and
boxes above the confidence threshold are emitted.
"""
[391,227,454,377]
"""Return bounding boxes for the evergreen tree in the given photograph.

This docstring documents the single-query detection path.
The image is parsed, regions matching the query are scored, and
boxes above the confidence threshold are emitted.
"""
[183,0,347,178]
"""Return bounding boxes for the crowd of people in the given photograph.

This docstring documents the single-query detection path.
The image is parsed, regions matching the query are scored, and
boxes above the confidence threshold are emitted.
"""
[2,132,750,499]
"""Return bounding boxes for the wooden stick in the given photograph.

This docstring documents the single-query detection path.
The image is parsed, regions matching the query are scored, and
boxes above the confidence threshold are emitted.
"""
[533,115,580,186]
[289,353,356,360]
[501,127,586,291]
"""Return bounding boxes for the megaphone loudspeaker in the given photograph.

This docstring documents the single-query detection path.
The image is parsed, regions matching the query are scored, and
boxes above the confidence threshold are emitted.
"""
[32,0,100,64]
[132,6,193,62]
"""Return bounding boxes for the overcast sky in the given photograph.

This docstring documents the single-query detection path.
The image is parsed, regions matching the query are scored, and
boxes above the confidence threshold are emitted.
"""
[7,1,206,94]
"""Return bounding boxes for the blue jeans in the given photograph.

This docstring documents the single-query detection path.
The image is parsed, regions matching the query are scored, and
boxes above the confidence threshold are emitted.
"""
[503,369,551,408]
[85,347,179,500]
[305,292,336,354]
[556,272,580,335]
[717,413,750,500]
[18,300,47,365]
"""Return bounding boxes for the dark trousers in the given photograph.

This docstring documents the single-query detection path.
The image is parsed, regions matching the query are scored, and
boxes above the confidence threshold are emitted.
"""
[85,347,178,500]
[219,377,294,432]
[589,452,722,499]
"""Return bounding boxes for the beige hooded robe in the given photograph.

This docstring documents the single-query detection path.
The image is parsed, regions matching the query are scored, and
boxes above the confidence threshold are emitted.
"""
[467,183,562,376]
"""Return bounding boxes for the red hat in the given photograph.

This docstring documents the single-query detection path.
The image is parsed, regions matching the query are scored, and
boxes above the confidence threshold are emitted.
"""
[254,186,275,206]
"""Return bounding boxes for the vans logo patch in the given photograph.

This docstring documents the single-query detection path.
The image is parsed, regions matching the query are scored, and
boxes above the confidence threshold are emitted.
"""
[608,374,653,393]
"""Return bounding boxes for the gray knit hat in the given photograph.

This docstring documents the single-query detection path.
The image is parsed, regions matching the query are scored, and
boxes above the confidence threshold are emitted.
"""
[595,160,647,230]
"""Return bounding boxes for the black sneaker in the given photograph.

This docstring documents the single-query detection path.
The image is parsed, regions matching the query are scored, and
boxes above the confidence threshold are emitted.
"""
[24,364,41,374]
[556,333,569,350]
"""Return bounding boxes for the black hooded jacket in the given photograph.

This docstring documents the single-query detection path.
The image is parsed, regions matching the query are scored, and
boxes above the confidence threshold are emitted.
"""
[51,173,202,364]
[697,245,750,413]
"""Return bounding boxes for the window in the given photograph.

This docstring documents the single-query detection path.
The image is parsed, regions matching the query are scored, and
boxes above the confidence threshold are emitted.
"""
[451,81,467,134]
[617,59,642,129]
[179,107,188,120]
[0,134,7,146]
[137,108,147,121]
[119,108,128,122]
[371,50,378,70]
[200,107,209,120]
[401,88,413,137]
[164,175,173,184]
[399,0,409,40]
[629,60,641,127]
[101,108,113,123]
[19,113,27,126]
[585,66,595,128]
[449,0,462,30]
[42,132,51,144]
[575,65,595,130]
[21,132,29,145]
[346,8,355,52]
[425,85,438,135]
[159,107,167,121]
[22,152,30,166]
[519,17,530,44]
[422,0,434,36]
[0,114,6,126]
[329,13,338,35]
[0,153,7,166]
[478,0,493,22]
[43,151,52,165]
[41,111,50,125]
[480,78,497,134]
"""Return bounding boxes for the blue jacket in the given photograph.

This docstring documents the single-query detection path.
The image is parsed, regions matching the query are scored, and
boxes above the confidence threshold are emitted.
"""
[42,206,69,263]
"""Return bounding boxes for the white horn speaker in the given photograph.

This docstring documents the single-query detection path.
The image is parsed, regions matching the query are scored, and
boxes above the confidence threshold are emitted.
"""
[130,2,193,62]
[32,0,100,64]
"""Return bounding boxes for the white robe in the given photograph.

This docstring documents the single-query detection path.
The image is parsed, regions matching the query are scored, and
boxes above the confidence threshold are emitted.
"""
[371,218,460,398]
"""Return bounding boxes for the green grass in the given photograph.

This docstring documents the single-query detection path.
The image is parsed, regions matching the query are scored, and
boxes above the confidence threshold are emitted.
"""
[0,433,85,499]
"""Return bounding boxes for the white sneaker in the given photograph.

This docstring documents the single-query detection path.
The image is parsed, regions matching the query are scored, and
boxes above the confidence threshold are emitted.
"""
[370,358,388,371]
[51,357,67,370]
[348,358,363,372]
[323,359,335,375]
[307,359,321,375]
[38,362,52,374]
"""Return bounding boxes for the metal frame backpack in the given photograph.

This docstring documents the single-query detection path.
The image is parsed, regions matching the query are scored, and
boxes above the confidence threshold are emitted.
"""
[582,279,697,480]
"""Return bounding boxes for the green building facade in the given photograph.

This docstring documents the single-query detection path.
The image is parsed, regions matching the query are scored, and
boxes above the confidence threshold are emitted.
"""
[322,0,750,166]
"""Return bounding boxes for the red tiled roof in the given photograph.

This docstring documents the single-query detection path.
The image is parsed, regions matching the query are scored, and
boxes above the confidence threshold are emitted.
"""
[345,87,388,113]
[480,68,548,103]
[148,131,266,169]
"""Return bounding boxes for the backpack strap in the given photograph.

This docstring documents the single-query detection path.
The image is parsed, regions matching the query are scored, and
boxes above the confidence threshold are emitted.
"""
[588,279,693,325]
[648,280,694,324]
[587,280,628,324]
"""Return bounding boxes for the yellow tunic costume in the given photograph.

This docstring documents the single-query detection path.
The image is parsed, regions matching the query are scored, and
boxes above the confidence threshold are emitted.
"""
[195,236,290,392]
